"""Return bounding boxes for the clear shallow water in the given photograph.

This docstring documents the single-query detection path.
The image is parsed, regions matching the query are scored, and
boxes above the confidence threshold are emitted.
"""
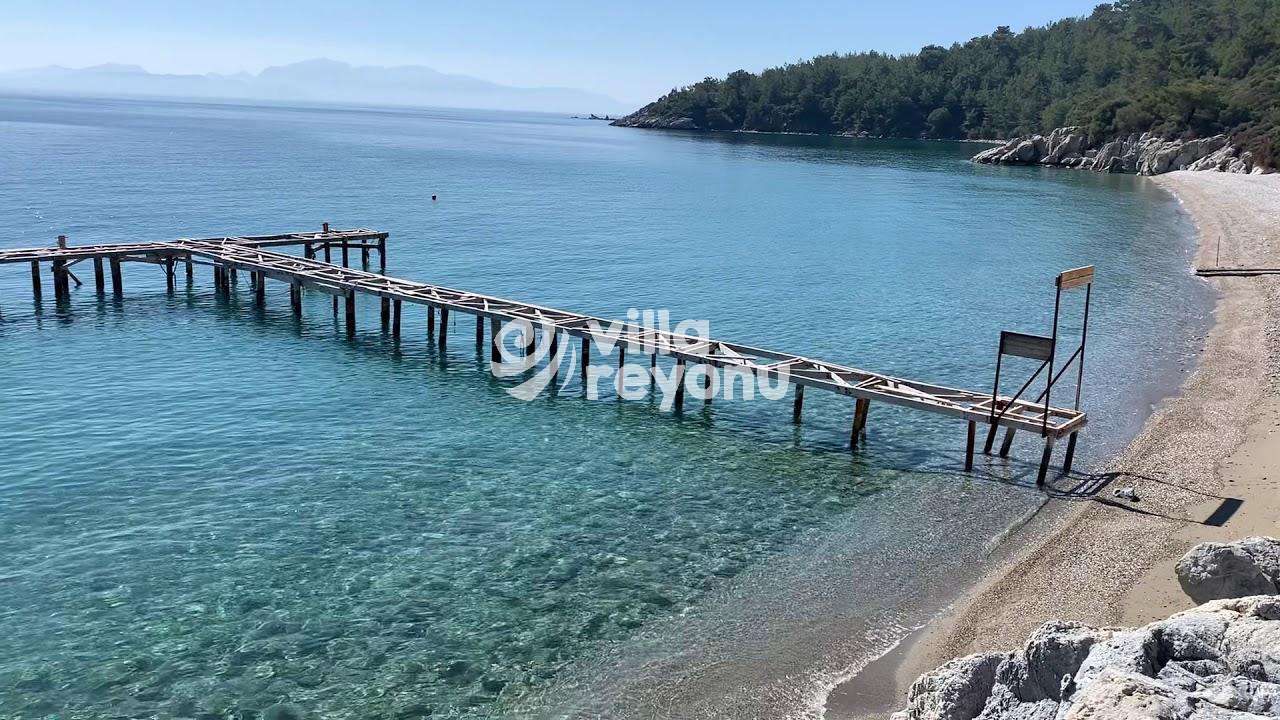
[0,96,1212,719]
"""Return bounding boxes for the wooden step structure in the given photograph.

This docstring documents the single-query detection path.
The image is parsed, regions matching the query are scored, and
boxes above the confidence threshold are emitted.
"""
[0,227,1089,481]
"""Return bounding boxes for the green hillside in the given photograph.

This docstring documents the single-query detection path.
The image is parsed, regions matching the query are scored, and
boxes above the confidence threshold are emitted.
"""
[618,0,1280,166]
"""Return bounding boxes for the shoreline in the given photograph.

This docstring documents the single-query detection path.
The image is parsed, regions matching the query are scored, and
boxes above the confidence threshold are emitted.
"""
[823,171,1280,718]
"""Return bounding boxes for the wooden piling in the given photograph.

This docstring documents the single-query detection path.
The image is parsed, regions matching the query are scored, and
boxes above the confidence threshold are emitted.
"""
[792,385,804,423]
[361,245,369,269]
[290,281,302,317]
[393,300,402,340]
[703,367,712,405]
[381,297,390,330]
[378,237,386,273]
[1036,436,1056,486]
[549,329,560,388]
[999,428,1016,458]
[524,323,535,357]
[165,257,175,293]
[255,272,265,306]
[109,257,122,295]
[965,421,976,471]
[490,317,500,363]
[51,259,69,301]
[427,306,435,339]
[673,357,686,410]
[325,243,337,316]
[1062,432,1079,474]
[186,254,194,282]
[341,243,349,268]
[475,315,484,353]
[581,336,590,385]
[304,242,314,260]
[93,258,105,294]
[851,398,870,450]
[618,346,626,395]
[229,267,237,286]
[30,261,41,301]
[437,307,448,350]
[345,290,356,335]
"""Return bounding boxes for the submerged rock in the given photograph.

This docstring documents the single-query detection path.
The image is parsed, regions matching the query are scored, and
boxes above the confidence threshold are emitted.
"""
[1177,537,1280,604]
[972,127,1258,176]
[893,595,1280,719]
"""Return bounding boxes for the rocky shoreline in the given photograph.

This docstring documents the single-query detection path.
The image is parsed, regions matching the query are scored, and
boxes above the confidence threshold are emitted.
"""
[972,126,1270,176]
[894,538,1280,719]
[612,109,1273,176]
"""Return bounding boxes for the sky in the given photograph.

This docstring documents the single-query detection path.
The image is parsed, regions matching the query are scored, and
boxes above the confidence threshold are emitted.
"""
[3,0,1105,106]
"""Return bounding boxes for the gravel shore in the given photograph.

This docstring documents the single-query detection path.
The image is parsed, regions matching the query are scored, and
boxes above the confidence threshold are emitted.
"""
[825,171,1280,718]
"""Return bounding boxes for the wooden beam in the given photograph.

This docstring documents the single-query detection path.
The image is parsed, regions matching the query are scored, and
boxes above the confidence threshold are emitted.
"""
[1036,436,1057,486]
[1063,432,1079,474]
[965,421,976,471]
[999,428,1016,457]
[345,290,356,335]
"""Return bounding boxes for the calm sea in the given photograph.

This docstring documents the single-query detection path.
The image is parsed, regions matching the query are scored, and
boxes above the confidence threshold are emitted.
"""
[0,95,1212,719]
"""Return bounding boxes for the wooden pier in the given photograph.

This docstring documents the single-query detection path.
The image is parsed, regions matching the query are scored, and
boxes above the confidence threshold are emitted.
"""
[0,228,1089,481]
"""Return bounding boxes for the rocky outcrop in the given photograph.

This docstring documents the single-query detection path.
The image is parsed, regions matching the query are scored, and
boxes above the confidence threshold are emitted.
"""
[893,595,1280,719]
[972,126,1267,176]
[1177,537,1280,605]
[609,104,698,130]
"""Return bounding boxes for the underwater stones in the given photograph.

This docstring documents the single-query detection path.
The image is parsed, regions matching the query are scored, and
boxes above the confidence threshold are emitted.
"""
[262,702,306,720]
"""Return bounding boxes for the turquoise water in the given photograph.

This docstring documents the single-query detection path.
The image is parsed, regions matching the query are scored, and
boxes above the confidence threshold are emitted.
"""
[0,96,1212,719]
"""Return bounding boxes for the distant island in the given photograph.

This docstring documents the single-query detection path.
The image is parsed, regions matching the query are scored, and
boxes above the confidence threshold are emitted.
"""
[0,58,629,115]
[612,0,1279,172]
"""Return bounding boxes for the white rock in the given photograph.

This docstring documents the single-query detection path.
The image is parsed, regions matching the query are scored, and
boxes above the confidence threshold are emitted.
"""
[1176,538,1280,604]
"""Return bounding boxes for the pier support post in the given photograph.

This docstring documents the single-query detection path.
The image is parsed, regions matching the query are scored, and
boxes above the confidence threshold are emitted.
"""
[673,357,686,410]
[965,421,976,471]
[30,261,42,301]
[93,258,105,294]
[792,385,804,423]
[110,257,122,295]
[490,318,500,363]
[982,421,1000,455]
[341,243,349,268]
[186,254,194,283]
[378,236,386,273]
[851,398,870,450]
[549,329,560,388]
[1062,432,1079,474]
[999,428,1016,458]
[475,315,484,353]
[290,281,302,318]
[229,267,237,286]
[703,366,712,405]
[393,300,402,340]
[165,257,175,293]
[427,306,436,339]
[361,245,369,269]
[581,336,591,387]
[304,242,314,260]
[51,259,69,302]
[617,346,627,396]
[1036,436,1056,486]
[255,273,265,306]
[324,244,337,315]
[650,352,657,389]
[345,290,356,336]
[524,323,536,357]
[438,307,448,350]
[380,297,390,331]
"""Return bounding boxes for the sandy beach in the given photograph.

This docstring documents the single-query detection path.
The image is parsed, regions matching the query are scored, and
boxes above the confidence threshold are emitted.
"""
[825,171,1280,718]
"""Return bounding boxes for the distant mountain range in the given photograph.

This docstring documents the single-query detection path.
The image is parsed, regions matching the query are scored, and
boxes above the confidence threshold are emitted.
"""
[0,59,628,114]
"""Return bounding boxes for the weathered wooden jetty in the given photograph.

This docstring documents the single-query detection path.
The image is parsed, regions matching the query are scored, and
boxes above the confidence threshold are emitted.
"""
[0,227,1090,482]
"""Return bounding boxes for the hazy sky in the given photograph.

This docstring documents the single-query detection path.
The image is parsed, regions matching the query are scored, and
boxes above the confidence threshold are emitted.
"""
[4,0,1104,105]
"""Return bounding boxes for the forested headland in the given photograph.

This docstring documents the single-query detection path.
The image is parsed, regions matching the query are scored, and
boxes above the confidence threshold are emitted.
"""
[614,0,1280,166]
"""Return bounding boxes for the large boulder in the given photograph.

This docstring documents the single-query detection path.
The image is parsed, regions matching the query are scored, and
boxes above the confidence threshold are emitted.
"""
[893,596,1280,720]
[970,126,1265,175]
[1176,538,1280,604]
